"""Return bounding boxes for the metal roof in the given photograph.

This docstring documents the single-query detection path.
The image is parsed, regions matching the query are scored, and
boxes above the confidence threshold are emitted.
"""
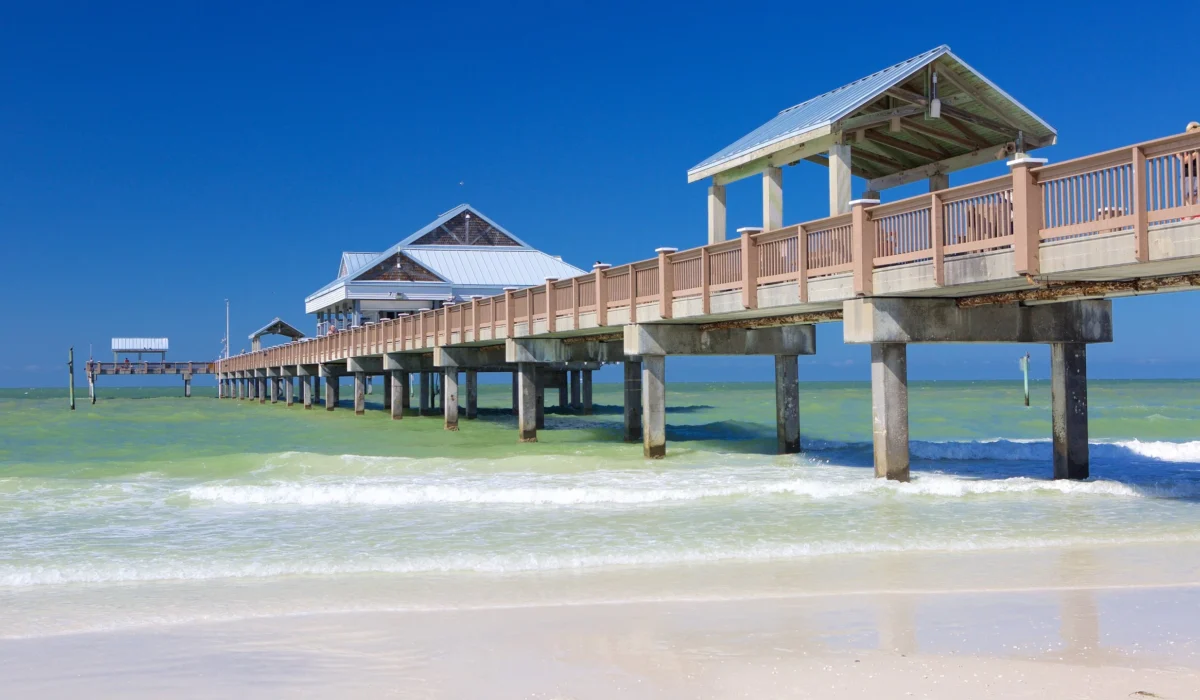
[249,317,305,341]
[688,45,1056,181]
[112,338,168,352]
[306,204,584,303]
[339,252,378,278]
[405,248,585,287]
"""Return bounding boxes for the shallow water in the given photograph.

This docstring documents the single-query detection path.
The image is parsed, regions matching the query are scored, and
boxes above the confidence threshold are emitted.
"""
[2,379,1199,596]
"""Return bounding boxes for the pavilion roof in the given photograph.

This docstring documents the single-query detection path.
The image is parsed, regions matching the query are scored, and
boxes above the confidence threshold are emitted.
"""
[687,46,1057,190]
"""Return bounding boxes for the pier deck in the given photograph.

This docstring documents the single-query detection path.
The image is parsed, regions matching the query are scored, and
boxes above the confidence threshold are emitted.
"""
[218,130,1200,480]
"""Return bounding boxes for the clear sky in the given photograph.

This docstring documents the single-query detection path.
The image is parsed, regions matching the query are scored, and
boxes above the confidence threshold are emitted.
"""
[3,1,1199,387]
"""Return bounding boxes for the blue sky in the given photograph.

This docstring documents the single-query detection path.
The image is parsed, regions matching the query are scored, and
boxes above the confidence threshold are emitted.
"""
[3,1,1199,387]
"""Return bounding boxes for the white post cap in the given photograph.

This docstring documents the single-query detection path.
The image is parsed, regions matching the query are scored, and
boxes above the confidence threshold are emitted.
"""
[592,263,611,270]
[736,227,763,235]
[1007,156,1049,168]
[654,247,679,254]
[848,198,881,207]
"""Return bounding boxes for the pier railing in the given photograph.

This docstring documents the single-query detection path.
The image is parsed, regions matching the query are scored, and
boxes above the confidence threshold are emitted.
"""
[221,130,1200,372]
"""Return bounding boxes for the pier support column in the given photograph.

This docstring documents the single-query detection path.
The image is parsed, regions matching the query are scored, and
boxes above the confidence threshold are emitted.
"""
[535,371,545,429]
[641,355,666,459]
[466,370,478,419]
[582,369,593,415]
[326,376,337,411]
[419,372,431,416]
[89,373,96,404]
[558,375,568,411]
[775,355,800,454]
[444,369,460,431]
[517,363,538,442]
[302,376,313,409]
[871,343,909,481]
[268,377,277,404]
[389,370,404,420]
[1051,343,1089,480]
[259,374,267,404]
[570,370,581,411]
[401,373,411,411]
[313,376,321,404]
[382,375,391,413]
[354,372,365,415]
[285,377,294,407]
[511,372,518,415]
[237,375,244,400]
[623,359,642,443]
[183,374,192,398]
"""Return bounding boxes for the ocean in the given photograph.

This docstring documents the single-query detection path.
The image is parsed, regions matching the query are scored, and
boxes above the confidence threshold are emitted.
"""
[2,380,1200,638]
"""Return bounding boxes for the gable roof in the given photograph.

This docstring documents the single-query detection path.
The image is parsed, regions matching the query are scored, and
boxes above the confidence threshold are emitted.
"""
[249,317,305,341]
[338,252,378,278]
[305,204,586,303]
[397,204,532,248]
[688,45,1056,183]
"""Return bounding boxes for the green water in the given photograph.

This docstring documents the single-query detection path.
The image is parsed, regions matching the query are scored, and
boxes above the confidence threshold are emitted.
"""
[2,380,1199,592]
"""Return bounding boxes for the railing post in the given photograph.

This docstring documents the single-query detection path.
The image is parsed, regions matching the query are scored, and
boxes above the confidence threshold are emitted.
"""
[1132,146,1149,263]
[503,287,516,338]
[593,264,610,327]
[700,247,711,314]
[628,264,638,317]
[1008,156,1047,277]
[797,225,809,303]
[738,228,759,310]
[545,278,558,332]
[930,192,944,286]
[851,198,879,296]
[471,296,483,341]
[570,277,579,330]
[655,247,677,319]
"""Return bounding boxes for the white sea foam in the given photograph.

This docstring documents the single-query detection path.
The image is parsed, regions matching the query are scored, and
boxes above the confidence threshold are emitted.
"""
[1113,439,1200,463]
[5,532,1198,587]
[184,471,1145,508]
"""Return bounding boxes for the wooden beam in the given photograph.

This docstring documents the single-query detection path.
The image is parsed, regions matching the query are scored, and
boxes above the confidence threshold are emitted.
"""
[865,143,1014,191]
[864,129,945,162]
[932,62,1025,131]
[835,104,924,132]
[855,137,922,169]
[939,103,1021,140]
[708,132,837,186]
[690,127,834,184]
[846,146,906,172]
[805,154,879,180]
[904,128,953,157]
[943,115,990,148]
[901,118,979,151]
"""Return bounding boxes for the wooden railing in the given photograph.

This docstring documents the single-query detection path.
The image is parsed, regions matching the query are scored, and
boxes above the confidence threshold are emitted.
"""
[218,130,1200,373]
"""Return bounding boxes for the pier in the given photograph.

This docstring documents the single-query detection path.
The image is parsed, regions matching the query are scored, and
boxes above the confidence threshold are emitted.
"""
[217,126,1200,482]
[85,338,217,402]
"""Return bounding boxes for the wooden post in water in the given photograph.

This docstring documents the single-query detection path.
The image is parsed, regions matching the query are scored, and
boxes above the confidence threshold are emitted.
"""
[1020,352,1031,407]
[68,347,76,410]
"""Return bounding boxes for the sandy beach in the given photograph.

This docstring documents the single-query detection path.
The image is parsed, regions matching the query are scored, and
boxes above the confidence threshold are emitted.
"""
[3,543,1200,698]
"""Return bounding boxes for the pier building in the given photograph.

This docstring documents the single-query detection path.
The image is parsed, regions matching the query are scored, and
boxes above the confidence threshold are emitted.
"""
[305,204,585,335]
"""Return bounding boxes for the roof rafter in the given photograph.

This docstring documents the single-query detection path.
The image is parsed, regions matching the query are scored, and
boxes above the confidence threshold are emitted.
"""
[900,118,979,150]
[864,129,946,162]
[865,143,1014,190]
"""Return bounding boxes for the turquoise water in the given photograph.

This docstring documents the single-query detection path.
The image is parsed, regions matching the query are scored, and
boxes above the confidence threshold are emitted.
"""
[2,380,1199,589]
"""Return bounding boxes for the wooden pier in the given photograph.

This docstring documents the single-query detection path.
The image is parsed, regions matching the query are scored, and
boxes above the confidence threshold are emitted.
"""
[85,360,218,401]
[217,129,1200,482]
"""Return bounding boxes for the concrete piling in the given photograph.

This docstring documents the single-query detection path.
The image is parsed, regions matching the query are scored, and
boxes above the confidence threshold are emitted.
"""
[623,359,642,442]
[558,377,568,411]
[1051,342,1089,480]
[326,376,337,411]
[511,371,518,415]
[774,355,800,454]
[535,371,545,429]
[641,355,666,459]
[354,372,366,415]
[401,372,411,411]
[382,374,391,411]
[517,362,538,442]
[466,370,478,419]
[302,376,313,409]
[183,374,192,398]
[419,371,431,416]
[389,370,404,419]
[444,369,460,431]
[582,369,593,415]
[870,343,909,481]
[285,376,294,407]
[570,370,581,411]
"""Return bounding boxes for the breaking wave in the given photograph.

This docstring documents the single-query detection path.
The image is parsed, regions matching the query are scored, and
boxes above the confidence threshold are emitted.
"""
[185,472,1148,508]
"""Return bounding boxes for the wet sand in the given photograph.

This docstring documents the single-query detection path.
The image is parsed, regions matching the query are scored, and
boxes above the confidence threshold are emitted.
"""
[2,544,1199,698]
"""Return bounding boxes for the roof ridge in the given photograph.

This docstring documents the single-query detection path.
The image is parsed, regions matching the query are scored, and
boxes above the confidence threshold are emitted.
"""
[776,45,949,116]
